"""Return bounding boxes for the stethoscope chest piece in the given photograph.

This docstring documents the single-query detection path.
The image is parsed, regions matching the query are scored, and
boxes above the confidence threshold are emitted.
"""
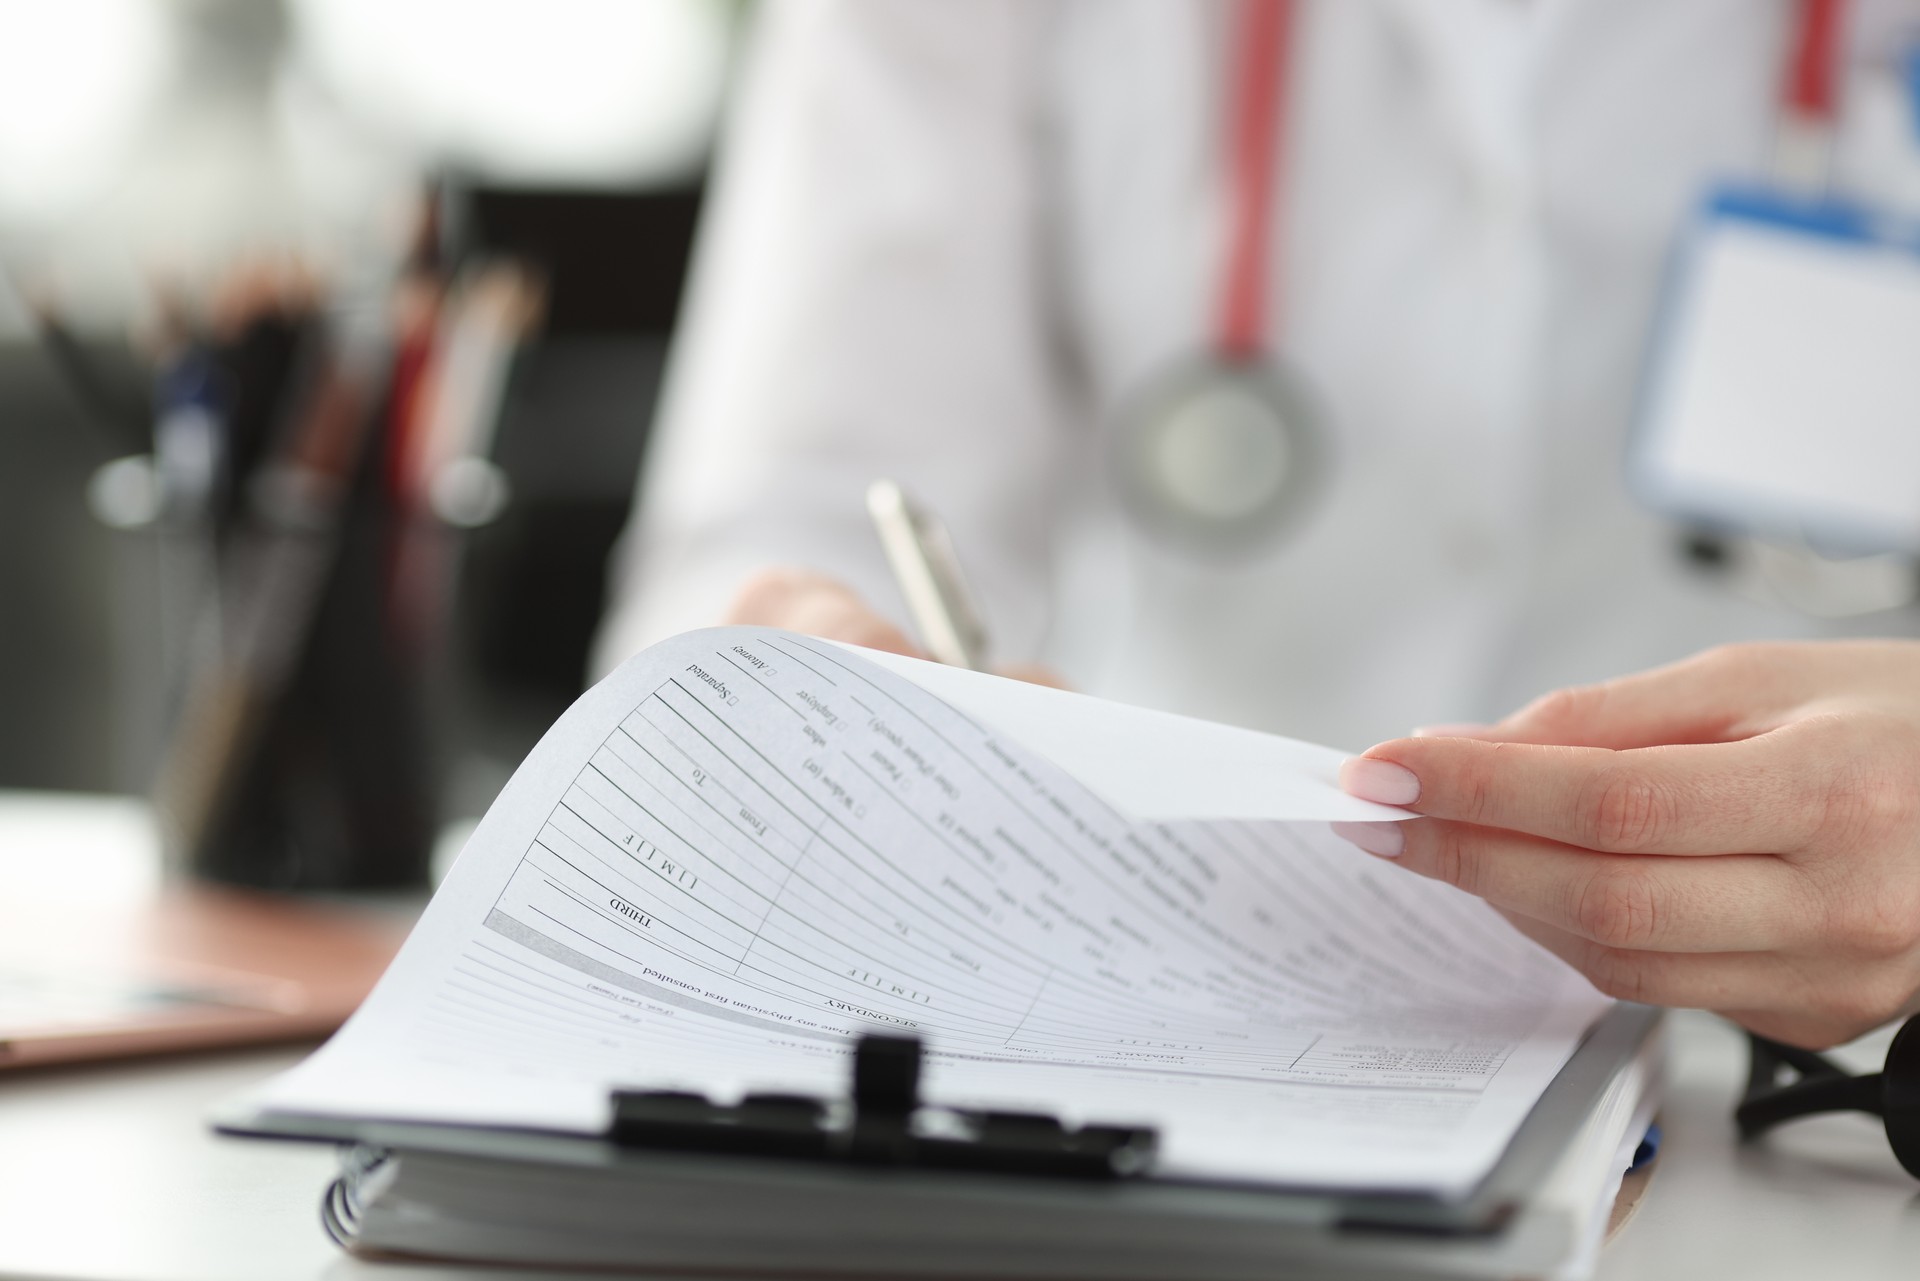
[1110,0,1327,560]
[1114,354,1324,558]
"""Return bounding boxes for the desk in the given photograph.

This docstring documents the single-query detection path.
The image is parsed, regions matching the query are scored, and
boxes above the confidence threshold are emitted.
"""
[2,795,1917,1280]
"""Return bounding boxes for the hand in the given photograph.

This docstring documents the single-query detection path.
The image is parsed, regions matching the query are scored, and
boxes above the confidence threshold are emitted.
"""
[1332,641,1920,1048]
[722,567,1068,688]
[724,567,925,656]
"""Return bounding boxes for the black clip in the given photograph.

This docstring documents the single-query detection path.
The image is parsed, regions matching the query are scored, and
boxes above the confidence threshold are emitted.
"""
[609,1033,1157,1180]
[847,1032,921,1163]
[1735,1013,1920,1180]
[610,1089,832,1160]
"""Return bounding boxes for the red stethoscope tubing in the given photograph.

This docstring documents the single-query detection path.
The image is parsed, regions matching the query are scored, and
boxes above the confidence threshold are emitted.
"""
[1217,0,1295,359]
[1213,0,1848,362]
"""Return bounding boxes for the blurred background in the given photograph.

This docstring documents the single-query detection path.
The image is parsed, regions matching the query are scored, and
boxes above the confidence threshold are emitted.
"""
[10,0,1920,903]
[0,0,744,885]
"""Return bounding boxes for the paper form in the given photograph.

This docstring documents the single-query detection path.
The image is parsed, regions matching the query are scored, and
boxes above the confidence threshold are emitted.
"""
[847,645,1413,822]
[255,627,1611,1194]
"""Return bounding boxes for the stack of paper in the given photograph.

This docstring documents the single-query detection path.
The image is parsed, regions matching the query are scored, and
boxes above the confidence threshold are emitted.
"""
[227,627,1655,1278]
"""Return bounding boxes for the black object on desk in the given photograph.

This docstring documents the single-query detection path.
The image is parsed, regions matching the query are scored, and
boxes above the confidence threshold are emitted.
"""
[610,1033,1160,1179]
[1736,1014,1920,1179]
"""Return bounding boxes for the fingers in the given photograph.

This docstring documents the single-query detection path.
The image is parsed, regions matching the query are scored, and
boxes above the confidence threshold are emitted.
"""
[1718,1002,1916,1052]
[1481,644,1813,750]
[724,568,925,658]
[1333,819,1816,952]
[722,569,1068,681]
[1341,729,1832,855]
[1498,912,1911,1047]
[1505,906,1912,1044]
[1494,911,1806,1011]
[997,663,1073,690]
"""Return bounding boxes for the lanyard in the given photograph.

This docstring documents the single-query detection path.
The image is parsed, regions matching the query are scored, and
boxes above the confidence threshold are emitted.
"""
[1774,0,1852,187]
[1782,0,1848,127]
[1216,0,1852,357]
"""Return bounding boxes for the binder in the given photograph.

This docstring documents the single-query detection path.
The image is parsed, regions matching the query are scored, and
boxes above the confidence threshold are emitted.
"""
[212,626,1669,1276]
[216,1003,1661,1278]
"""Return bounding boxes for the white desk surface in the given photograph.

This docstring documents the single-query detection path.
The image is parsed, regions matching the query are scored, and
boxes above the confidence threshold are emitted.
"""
[2,793,1917,1280]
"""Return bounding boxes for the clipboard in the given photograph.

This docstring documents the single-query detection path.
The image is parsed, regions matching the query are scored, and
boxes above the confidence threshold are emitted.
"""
[215,1003,1661,1261]
[0,885,403,1071]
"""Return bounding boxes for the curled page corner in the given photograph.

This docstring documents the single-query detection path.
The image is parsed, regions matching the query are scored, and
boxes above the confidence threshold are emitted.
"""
[838,644,1414,825]
[252,624,1607,1198]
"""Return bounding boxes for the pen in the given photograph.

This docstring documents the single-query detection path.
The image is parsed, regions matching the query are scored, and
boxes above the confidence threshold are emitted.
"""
[865,478,991,671]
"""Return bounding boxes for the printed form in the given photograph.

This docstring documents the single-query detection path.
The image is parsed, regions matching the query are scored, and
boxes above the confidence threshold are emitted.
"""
[256,628,1611,1194]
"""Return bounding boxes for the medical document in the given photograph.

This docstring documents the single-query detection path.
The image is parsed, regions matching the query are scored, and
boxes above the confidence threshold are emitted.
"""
[256,628,1611,1195]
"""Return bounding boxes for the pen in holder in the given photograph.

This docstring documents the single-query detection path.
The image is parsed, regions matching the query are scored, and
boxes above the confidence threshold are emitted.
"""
[149,299,442,892]
[60,245,545,894]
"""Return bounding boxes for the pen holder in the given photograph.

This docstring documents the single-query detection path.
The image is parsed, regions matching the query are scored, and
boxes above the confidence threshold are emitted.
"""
[147,324,443,893]
[180,497,439,892]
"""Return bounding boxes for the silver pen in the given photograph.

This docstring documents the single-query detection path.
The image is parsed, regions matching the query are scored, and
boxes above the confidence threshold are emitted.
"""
[866,478,991,671]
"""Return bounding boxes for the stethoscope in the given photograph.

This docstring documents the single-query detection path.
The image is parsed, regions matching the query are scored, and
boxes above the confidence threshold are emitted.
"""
[1116,0,1916,620]
[1112,0,1322,560]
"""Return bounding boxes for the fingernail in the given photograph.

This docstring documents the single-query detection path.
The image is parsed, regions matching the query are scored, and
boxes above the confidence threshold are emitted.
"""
[1331,820,1405,858]
[1339,756,1421,805]
[1412,722,1492,739]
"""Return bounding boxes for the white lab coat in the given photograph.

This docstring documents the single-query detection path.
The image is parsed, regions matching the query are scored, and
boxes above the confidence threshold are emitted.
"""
[595,0,1920,750]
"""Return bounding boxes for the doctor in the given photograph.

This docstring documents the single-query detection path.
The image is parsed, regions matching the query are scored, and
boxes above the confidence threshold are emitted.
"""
[596,1,1920,1045]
